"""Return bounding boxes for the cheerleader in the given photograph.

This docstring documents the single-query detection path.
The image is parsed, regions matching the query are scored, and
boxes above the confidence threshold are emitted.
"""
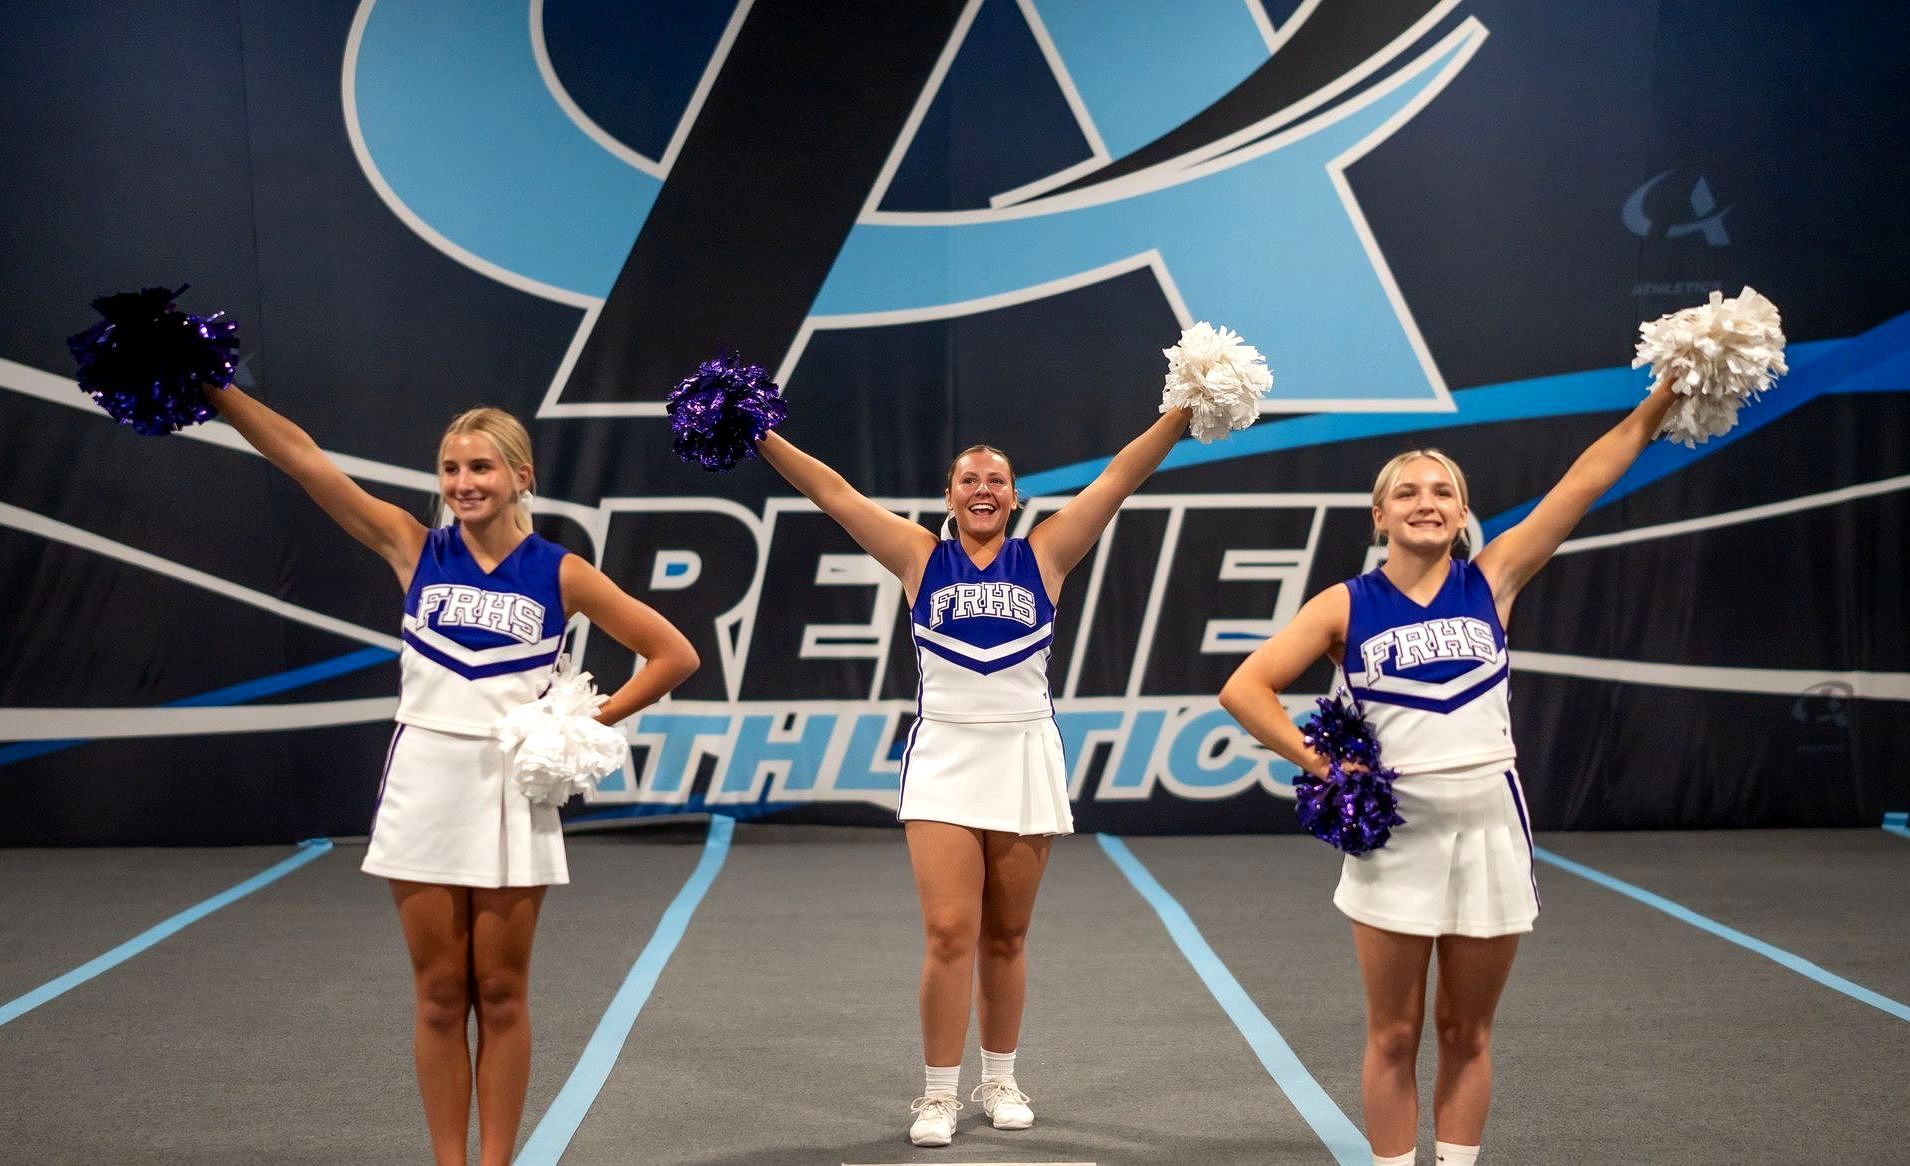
[756,405,1192,1147]
[1219,381,1679,1165]
[210,388,697,1166]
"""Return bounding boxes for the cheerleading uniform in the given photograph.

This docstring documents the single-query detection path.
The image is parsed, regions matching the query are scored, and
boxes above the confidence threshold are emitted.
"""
[361,525,572,888]
[898,538,1073,836]
[1330,559,1539,937]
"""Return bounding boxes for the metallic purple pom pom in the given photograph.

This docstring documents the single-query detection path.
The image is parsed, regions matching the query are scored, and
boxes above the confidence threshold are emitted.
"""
[67,285,238,436]
[1294,691,1405,856]
[666,351,788,472]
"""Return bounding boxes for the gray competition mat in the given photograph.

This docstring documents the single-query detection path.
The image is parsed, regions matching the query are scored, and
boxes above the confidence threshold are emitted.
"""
[0,846,305,1002]
[1131,830,1907,1163]
[0,825,1903,1164]
[560,826,1332,1165]
[0,831,707,1164]
[1539,829,1910,1003]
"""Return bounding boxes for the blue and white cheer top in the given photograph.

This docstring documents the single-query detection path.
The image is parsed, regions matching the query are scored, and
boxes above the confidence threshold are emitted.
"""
[394,526,568,736]
[911,538,1055,723]
[1338,559,1515,775]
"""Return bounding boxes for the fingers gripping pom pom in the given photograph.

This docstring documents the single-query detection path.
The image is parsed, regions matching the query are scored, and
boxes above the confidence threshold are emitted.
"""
[1293,692,1405,857]
[1160,322,1273,443]
[668,352,789,472]
[1631,286,1787,448]
[67,285,239,436]
[496,657,628,806]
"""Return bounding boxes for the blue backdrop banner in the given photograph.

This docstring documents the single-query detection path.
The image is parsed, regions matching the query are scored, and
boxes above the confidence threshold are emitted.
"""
[1,0,1905,843]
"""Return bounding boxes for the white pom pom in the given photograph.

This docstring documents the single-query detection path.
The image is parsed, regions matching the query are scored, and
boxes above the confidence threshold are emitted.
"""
[1160,322,1273,443]
[1631,286,1788,447]
[496,655,628,806]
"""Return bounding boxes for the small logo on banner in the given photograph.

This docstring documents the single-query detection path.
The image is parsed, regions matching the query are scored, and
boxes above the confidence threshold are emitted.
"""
[1622,170,1733,245]
[1791,680,1852,758]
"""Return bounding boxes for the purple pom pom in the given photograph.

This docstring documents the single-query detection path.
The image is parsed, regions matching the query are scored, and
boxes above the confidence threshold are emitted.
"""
[67,284,238,436]
[1293,692,1405,856]
[667,352,788,472]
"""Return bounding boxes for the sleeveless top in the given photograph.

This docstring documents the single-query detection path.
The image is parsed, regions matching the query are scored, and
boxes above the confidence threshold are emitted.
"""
[394,526,568,736]
[910,538,1055,723]
[1337,558,1516,775]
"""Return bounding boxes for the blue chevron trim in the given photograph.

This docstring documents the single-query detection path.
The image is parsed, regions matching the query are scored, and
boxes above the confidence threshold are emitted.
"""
[1351,660,1509,713]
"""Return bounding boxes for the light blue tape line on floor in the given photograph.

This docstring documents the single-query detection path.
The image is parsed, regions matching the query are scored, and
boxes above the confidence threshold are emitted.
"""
[1533,846,1910,1022]
[1883,811,1909,840]
[0,838,334,1027]
[1097,834,1368,1164]
[515,814,736,1165]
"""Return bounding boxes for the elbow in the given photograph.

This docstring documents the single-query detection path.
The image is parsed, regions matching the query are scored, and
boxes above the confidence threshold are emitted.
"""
[637,638,699,696]
[672,640,701,687]
[1217,674,1250,720]
[1218,667,1277,723]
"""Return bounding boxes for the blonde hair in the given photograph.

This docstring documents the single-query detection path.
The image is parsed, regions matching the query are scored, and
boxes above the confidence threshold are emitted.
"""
[1370,448,1470,553]
[440,407,536,533]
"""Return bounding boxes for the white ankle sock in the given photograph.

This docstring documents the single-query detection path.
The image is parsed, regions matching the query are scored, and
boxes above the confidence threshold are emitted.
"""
[1373,1151,1415,1166]
[979,1046,1016,1083]
[923,1063,960,1099]
[1435,1142,1479,1165]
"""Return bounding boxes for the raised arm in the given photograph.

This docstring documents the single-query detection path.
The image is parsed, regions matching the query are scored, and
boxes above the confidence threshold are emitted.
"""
[209,386,426,583]
[1217,585,1349,780]
[756,431,937,592]
[1473,378,1678,621]
[1026,406,1189,594]
[559,557,700,725]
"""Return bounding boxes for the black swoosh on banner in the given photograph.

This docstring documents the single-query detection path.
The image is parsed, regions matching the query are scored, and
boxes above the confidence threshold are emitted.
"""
[554,0,968,407]
[1049,0,1450,194]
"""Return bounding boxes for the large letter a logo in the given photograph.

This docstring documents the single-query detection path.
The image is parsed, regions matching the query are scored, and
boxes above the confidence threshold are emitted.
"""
[346,0,1483,416]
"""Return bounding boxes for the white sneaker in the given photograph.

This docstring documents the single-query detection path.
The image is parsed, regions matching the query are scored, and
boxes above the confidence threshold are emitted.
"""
[971,1078,1034,1130]
[908,1094,961,1147]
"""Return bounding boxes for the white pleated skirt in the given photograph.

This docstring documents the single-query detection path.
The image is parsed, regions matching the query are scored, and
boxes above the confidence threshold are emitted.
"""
[361,723,569,888]
[1333,763,1538,938]
[898,716,1074,837]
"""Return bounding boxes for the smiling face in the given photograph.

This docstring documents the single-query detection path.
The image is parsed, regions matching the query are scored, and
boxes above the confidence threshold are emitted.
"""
[1371,452,1469,556]
[945,448,1016,541]
[439,432,532,528]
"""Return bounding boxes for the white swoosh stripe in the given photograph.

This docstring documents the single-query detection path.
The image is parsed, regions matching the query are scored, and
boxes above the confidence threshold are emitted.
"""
[1555,472,1910,555]
[0,699,398,740]
[2,501,399,652]
[1512,651,1910,702]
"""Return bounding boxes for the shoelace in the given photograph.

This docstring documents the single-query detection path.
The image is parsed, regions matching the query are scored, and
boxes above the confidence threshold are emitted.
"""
[910,1095,962,1119]
[969,1079,1031,1110]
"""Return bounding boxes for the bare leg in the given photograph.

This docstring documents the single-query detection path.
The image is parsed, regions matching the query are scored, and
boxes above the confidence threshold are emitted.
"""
[905,821,986,1066]
[468,886,546,1166]
[1352,921,1435,1160]
[974,831,1053,1054]
[1431,933,1520,1147]
[391,881,475,1166]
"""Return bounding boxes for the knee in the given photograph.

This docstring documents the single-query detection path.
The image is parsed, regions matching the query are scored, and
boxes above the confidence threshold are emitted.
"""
[979,921,1028,963]
[473,968,529,1026]
[921,912,977,966]
[414,972,470,1032]
[1435,1015,1492,1061]
[1366,1019,1422,1065]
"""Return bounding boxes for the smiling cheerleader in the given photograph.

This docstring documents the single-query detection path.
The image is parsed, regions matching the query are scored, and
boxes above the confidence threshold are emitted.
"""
[1220,285,1787,1162]
[206,387,698,1166]
[733,322,1270,1148]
